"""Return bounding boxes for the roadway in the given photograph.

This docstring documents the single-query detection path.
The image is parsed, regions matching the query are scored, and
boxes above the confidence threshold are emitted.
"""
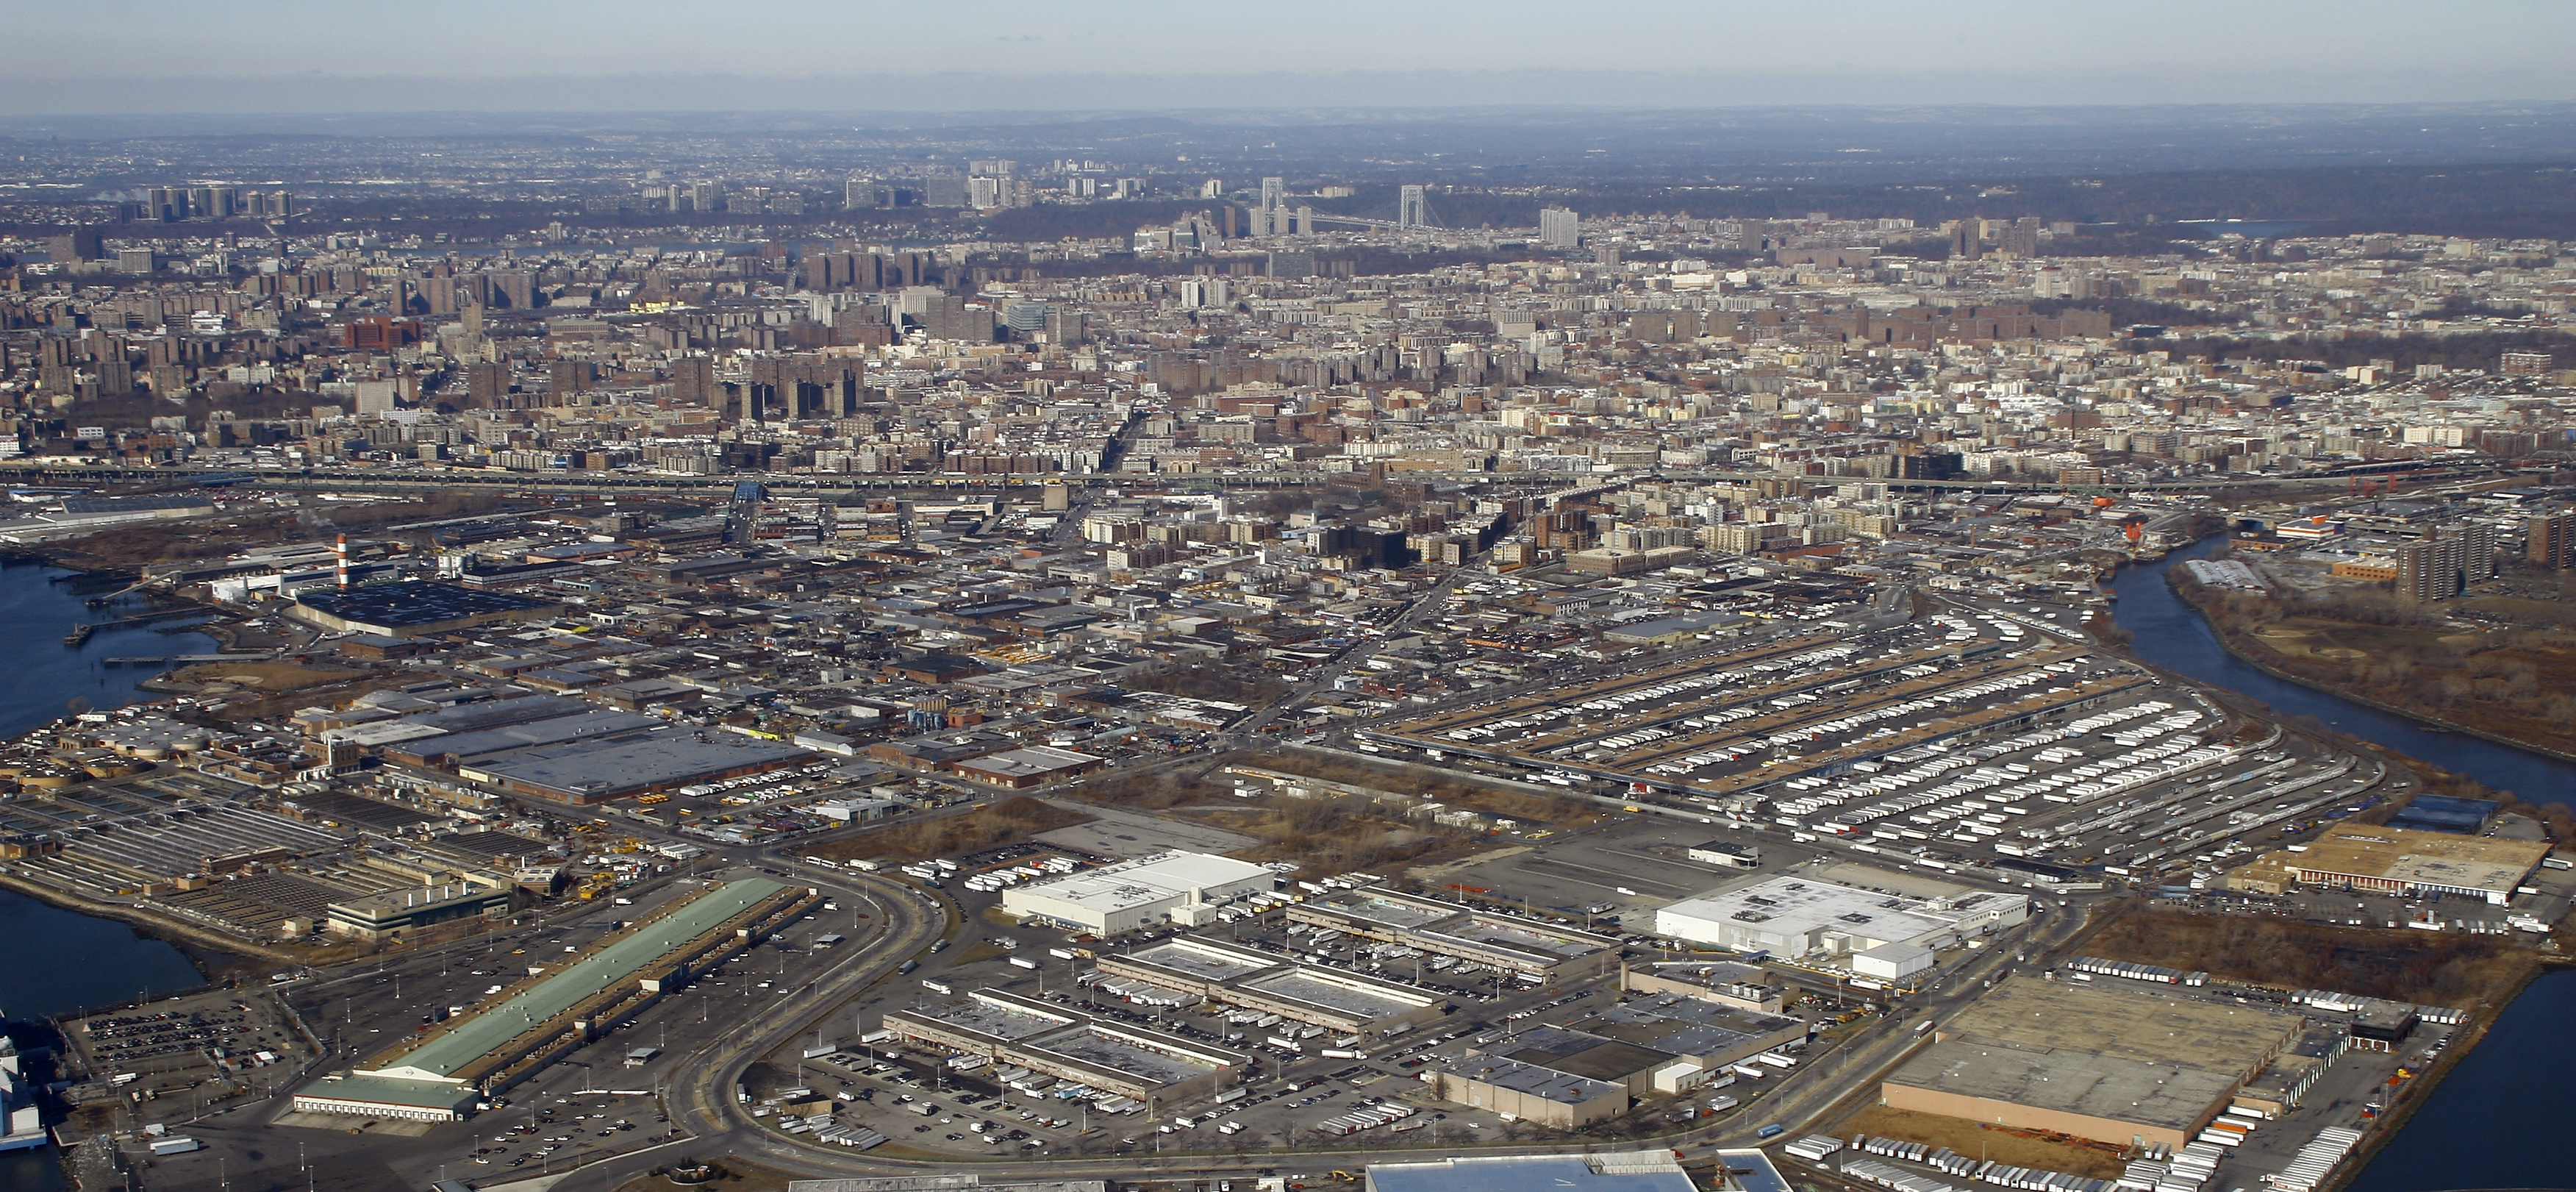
[530,882,2103,1191]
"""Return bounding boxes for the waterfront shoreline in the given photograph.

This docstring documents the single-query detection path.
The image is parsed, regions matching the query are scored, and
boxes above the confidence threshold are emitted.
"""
[2332,957,2576,1192]
[0,868,282,993]
[2161,565,2576,766]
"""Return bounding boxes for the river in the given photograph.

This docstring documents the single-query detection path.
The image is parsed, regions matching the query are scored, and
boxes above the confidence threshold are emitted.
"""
[0,563,223,738]
[2108,538,2576,801]
[2112,540,2576,1192]
[0,564,222,1192]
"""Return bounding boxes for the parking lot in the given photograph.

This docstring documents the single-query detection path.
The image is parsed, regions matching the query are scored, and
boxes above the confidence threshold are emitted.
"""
[66,986,315,1114]
[765,846,1893,1161]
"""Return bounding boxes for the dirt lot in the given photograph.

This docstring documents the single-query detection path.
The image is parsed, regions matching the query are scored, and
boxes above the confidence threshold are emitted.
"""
[2083,903,2536,1010]
[806,796,1092,864]
[169,660,361,690]
[1833,1104,2129,1179]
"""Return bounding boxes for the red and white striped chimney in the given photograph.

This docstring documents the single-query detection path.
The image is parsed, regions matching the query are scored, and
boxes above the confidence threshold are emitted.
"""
[334,534,348,588]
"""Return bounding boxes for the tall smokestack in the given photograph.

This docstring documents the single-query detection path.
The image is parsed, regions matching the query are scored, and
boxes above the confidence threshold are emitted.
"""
[334,534,348,588]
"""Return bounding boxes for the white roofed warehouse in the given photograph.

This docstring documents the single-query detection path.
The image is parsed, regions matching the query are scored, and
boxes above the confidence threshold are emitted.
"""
[1654,874,2028,973]
[1000,850,1275,935]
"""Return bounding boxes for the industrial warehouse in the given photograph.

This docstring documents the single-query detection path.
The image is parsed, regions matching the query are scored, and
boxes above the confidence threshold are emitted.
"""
[454,724,818,804]
[1093,935,1448,1036]
[1878,977,2308,1151]
[880,988,1251,1102]
[2229,824,2552,904]
[1655,874,2031,980]
[1287,886,1621,980]
[1417,959,1807,1127]
[289,580,563,638]
[998,850,1276,935]
[291,877,817,1121]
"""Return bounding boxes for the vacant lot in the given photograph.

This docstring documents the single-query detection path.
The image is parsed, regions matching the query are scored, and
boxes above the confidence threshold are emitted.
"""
[809,796,1093,864]
[171,660,359,690]
[2083,903,2536,1009]
[1833,1104,2128,1178]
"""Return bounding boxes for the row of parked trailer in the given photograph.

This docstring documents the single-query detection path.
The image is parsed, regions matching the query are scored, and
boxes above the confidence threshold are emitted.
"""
[1079,972,1198,1008]
[2061,956,2210,986]
[1309,1102,1419,1135]
[1442,643,1861,751]
[962,856,1079,893]
[1836,1135,2123,1192]
[2260,1126,2364,1192]
[782,1119,887,1149]
[2120,1132,2237,1192]
[1839,1155,2119,1192]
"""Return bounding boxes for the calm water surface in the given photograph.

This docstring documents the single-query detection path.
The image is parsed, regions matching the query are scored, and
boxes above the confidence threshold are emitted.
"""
[2114,542,2576,1192]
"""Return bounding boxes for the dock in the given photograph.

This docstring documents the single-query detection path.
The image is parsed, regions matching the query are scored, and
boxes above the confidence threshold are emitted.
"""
[62,604,219,649]
[101,654,274,668]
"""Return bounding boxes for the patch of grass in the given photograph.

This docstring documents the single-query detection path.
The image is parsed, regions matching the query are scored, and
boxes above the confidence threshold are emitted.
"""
[1833,1104,2128,1179]
[809,796,1092,865]
[2085,903,2537,1009]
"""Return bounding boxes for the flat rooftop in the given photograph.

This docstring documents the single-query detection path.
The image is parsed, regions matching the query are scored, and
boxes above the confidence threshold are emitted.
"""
[2291,825,2548,896]
[365,877,789,1081]
[1025,1024,1221,1085]
[1236,969,1434,1020]
[462,728,813,800]
[1493,1026,1675,1082]
[1567,999,1801,1060]
[1449,916,1613,960]
[1009,850,1272,912]
[904,996,1070,1045]
[296,581,555,628]
[1936,977,2303,1073]
[1123,940,1276,983]
[1659,874,2015,946]
[1314,889,1453,931]
[1429,1054,1621,1106]
[1891,1038,2242,1133]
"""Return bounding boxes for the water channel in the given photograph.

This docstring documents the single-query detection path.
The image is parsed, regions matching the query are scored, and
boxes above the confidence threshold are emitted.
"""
[2111,539,2576,1191]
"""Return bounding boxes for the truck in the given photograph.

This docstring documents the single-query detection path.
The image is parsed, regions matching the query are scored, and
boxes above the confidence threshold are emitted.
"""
[1756,1124,1785,1140]
[149,1138,201,1156]
[922,979,953,995]
[1008,956,1040,970]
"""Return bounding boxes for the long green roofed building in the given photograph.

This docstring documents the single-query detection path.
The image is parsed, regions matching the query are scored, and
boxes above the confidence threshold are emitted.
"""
[293,877,811,1121]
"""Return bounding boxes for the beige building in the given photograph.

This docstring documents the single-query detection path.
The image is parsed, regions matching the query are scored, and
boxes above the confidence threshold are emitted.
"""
[1880,978,2305,1151]
[2230,824,2547,906]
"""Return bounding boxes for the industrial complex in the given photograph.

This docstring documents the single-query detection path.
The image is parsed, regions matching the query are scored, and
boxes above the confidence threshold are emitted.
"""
[1287,886,1622,980]
[1095,936,1448,1036]
[999,850,1276,935]
[2230,824,2552,904]
[1881,978,2308,1151]
[880,988,1251,1103]
[1656,875,2031,980]
[292,877,817,1121]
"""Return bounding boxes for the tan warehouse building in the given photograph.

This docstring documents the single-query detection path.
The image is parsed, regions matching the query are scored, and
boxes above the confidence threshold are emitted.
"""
[2228,824,2548,905]
[1880,978,2305,1151]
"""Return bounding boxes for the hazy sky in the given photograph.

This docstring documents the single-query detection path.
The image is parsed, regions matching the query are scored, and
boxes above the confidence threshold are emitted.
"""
[4,0,2573,112]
